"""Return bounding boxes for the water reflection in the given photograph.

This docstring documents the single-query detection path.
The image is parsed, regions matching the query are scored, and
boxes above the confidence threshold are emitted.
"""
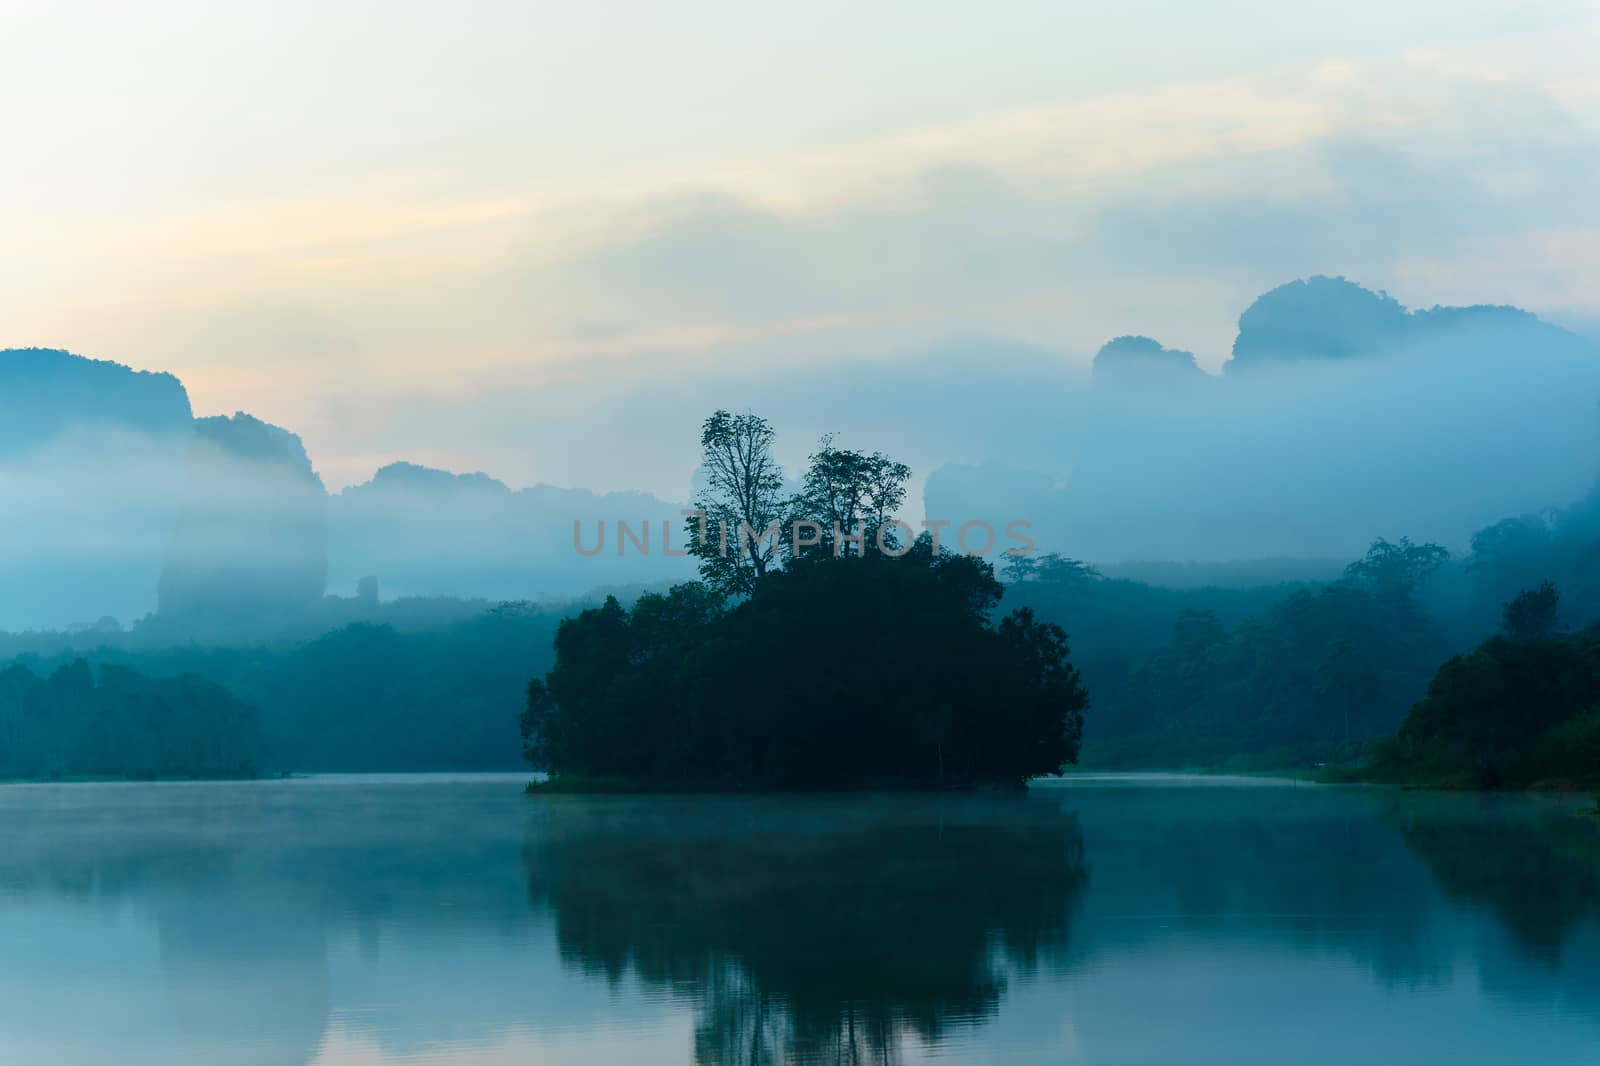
[1389,795,1600,964]
[0,776,545,1066]
[0,777,1595,1065]
[522,795,1088,1065]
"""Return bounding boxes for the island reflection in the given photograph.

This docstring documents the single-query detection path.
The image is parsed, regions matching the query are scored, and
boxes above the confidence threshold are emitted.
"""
[0,779,1596,1064]
[522,794,1089,1065]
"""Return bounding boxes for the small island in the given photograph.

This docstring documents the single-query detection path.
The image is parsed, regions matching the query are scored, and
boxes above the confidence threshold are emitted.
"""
[521,412,1088,792]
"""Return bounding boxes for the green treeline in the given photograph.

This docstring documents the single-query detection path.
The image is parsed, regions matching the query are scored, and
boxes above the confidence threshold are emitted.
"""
[1007,538,1455,767]
[1365,583,1600,788]
[2,599,568,773]
[1004,486,1600,778]
[0,660,258,779]
[523,413,1088,790]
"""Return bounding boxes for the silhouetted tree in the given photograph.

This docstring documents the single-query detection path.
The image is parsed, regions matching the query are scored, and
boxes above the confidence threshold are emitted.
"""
[523,547,1087,789]
[787,437,911,559]
[1374,619,1600,788]
[687,411,787,597]
[1502,581,1560,641]
[1005,553,1102,590]
[1343,537,1450,597]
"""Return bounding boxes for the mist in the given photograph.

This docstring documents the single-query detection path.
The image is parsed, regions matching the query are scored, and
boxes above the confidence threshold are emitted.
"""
[3,276,1598,634]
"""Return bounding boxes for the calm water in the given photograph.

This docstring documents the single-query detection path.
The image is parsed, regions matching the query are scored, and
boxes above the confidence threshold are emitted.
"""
[0,774,1597,1065]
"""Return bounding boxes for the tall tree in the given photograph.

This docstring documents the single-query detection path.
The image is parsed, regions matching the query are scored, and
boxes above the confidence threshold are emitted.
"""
[788,436,911,558]
[686,411,787,597]
[1343,537,1450,597]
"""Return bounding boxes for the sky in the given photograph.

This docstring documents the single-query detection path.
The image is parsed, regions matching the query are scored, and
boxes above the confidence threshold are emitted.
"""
[4,0,1599,494]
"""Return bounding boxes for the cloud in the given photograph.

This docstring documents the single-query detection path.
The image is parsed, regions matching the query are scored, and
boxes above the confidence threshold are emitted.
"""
[4,52,1598,495]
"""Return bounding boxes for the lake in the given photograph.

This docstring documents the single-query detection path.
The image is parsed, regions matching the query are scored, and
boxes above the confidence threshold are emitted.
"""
[0,773,1596,1064]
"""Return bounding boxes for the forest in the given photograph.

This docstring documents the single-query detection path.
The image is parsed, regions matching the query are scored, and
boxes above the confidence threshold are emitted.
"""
[0,660,257,780]
[1361,583,1600,789]
[0,598,570,774]
[1001,484,1600,778]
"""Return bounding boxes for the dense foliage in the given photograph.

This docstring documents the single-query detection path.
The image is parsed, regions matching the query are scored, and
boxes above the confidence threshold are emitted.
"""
[2,596,571,773]
[1369,613,1600,788]
[1005,490,1600,771]
[1002,541,1454,766]
[523,543,1088,789]
[0,660,258,779]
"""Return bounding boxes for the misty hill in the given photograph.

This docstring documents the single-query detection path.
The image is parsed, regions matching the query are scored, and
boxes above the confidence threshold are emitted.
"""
[0,348,196,629]
[156,413,331,635]
[5,276,1599,633]
[329,461,693,601]
[1092,335,1207,390]
[1226,275,1583,373]
[928,276,1600,565]
[0,345,691,633]
[0,347,192,453]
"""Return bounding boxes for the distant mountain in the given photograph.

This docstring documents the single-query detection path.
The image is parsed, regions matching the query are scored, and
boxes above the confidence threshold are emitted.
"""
[928,276,1600,564]
[358,461,510,496]
[329,461,693,602]
[6,277,1599,632]
[0,349,196,630]
[0,347,193,453]
[190,411,324,478]
[0,345,694,632]
[1225,276,1586,373]
[1092,335,1208,389]
[157,413,330,631]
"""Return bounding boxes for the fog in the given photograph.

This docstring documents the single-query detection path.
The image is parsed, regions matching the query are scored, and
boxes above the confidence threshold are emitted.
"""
[2,276,1597,633]
[928,299,1600,562]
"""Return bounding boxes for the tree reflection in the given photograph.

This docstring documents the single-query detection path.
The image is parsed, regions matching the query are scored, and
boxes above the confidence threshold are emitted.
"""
[523,794,1088,1065]
[1393,798,1600,964]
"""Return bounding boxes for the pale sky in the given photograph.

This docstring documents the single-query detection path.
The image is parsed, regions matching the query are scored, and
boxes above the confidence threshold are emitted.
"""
[4,0,1598,492]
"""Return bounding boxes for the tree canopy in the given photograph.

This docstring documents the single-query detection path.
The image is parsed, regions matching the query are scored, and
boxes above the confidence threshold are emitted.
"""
[1367,583,1600,788]
[527,415,1087,789]
[524,544,1086,790]
[787,436,912,560]
[0,660,259,779]
[1503,580,1560,642]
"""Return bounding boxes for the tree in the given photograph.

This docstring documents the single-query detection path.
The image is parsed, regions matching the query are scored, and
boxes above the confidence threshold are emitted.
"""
[788,436,911,558]
[1469,515,1552,575]
[994,607,1089,777]
[523,547,1087,790]
[1343,537,1450,596]
[1003,552,1102,590]
[1376,619,1600,788]
[1502,580,1560,641]
[686,411,787,597]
